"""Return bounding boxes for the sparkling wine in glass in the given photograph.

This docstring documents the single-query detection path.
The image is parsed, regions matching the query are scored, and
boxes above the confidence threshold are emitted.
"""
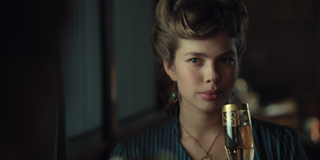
[222,103,254,160]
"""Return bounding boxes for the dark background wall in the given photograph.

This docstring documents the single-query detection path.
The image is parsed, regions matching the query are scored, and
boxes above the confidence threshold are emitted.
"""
[0,1,68,160]
[242,0,320,118]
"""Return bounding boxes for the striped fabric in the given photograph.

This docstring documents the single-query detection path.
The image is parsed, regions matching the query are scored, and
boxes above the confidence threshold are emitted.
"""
[109,116,308,160]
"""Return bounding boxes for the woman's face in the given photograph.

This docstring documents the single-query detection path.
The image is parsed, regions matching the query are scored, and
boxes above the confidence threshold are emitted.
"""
[164,31,238,113]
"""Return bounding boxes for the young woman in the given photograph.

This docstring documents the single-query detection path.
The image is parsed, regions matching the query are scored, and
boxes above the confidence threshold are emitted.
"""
[110,0,308,159]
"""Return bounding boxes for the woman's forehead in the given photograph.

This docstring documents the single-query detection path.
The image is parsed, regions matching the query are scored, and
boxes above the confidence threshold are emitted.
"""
[176,32,237,56]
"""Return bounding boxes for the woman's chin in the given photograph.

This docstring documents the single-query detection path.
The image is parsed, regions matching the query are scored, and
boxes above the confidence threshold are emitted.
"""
[197,102,224,113]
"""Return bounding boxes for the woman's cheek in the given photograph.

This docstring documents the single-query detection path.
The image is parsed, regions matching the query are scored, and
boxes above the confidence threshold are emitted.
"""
[222,68,238,81]
[182,69,201,82]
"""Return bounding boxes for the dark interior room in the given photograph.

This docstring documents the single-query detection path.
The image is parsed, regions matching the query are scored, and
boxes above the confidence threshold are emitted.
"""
[1,0,320,159]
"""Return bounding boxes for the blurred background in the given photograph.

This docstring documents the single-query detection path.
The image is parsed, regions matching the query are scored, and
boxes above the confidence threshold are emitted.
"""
[1,0,319,160]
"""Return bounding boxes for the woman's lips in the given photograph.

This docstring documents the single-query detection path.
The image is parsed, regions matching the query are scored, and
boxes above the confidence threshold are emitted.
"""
[198,90,222,101]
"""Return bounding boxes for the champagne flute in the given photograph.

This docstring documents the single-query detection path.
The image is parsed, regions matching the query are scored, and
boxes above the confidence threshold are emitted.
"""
[222,103,254,160]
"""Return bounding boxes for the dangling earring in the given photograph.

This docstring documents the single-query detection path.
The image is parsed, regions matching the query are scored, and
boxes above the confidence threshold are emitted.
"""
[171,82,178,103]
[226,91,235,104]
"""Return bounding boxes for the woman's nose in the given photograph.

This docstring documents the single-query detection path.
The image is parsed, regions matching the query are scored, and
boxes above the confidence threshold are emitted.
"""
[206,73,220,83]
[205,64,220,83]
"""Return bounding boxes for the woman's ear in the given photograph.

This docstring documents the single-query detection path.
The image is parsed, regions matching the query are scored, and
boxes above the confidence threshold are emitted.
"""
[163,60,177,81]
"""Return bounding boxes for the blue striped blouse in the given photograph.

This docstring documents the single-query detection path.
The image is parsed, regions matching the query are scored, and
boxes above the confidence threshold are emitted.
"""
[109,116,308,160]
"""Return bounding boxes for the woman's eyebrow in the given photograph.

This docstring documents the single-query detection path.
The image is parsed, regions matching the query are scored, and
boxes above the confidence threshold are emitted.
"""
[184,52,208,57]
[184,51,236,57]
[220,51,236,57]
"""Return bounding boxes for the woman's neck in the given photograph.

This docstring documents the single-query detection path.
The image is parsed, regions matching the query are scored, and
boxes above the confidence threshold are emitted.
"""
[178,106,223,139]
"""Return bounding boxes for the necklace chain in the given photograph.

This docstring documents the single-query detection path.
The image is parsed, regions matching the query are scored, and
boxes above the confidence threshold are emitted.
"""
[181,123,223,155]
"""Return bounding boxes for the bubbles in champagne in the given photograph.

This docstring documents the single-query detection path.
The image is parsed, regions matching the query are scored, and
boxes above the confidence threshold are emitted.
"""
[223,125,254,160]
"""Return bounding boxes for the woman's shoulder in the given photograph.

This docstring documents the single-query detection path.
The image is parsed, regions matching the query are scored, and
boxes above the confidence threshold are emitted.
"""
[251,117,297,138]
[109,116,178,159]
[252,117,286,132]
[130,115,178,142]
[251,117,299,145]
[251,117,308,160]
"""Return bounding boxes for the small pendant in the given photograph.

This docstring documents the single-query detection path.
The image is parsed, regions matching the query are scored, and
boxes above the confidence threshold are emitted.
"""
[202,154,215,160]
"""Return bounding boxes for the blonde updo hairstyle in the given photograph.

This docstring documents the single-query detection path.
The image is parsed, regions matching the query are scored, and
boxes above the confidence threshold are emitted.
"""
[151,0,248,116]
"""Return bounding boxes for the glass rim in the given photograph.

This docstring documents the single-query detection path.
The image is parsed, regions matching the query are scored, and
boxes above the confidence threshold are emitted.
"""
[222,103,249,112]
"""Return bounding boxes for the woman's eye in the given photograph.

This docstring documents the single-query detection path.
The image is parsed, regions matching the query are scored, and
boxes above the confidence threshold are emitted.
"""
[220,57,234,65]
[189,58,201,64]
